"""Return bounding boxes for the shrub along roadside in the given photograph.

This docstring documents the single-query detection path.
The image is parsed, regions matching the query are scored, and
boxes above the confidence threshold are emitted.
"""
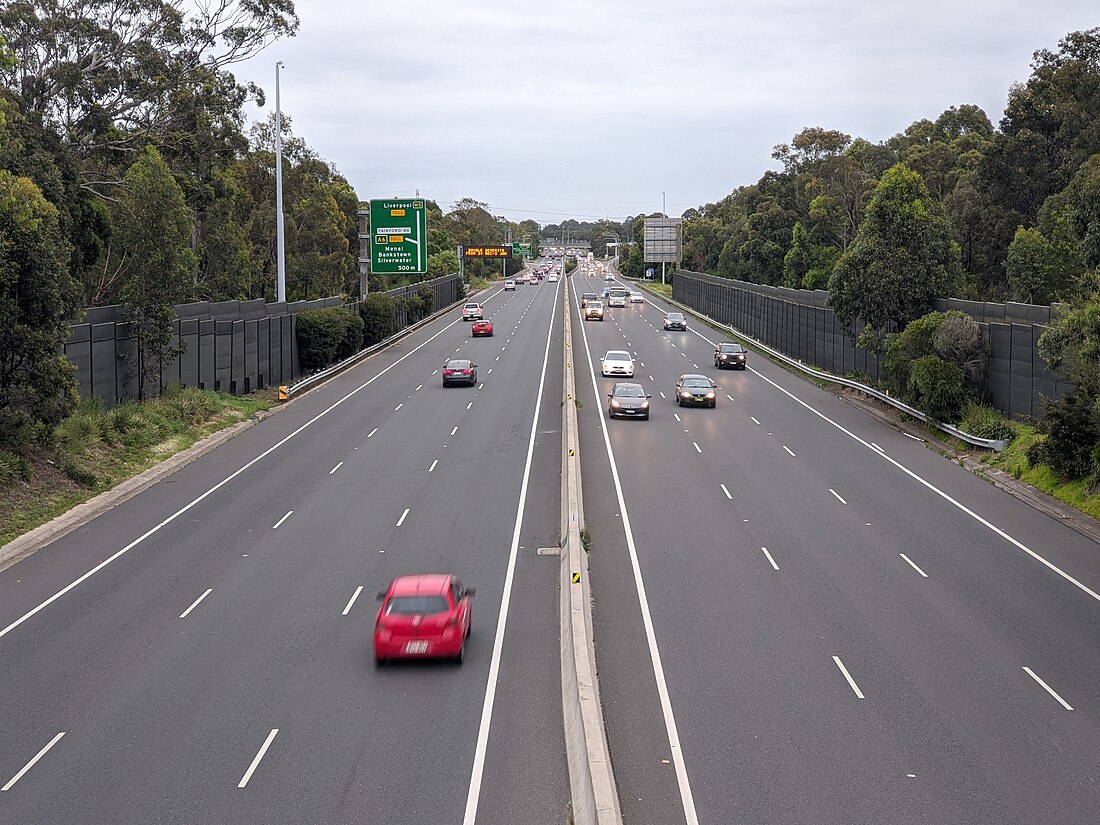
[0,386,272,547]
[296,306,365,372]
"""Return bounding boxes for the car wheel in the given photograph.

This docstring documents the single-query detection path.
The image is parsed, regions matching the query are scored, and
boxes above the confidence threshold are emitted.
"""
[711,400,717,408]
[455,643,465,666]
[375,656,387,667]
[676,396,681,406]
[643,413,650,420]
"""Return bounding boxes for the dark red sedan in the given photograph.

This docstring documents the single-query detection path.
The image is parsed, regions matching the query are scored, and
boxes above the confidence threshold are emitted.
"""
[374,574,474,665]
[471,319,494,337]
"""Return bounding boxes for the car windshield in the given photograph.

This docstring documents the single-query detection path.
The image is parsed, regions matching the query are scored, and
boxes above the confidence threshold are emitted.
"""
[720,344,743,353]
[386,595,449,615]
[447,360,470,369]
[668,313,684,321]
[605,351,630,361]
[683,378,710,388]
[614,385,645,397]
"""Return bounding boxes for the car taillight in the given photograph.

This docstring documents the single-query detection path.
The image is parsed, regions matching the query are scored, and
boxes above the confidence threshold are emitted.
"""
[444,369,452,375]
[464,369,472,375]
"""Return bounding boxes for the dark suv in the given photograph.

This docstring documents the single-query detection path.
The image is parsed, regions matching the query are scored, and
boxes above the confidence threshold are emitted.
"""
[714,342,747,369]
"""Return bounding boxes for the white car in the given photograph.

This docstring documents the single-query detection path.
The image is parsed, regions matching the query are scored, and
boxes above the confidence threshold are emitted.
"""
[504,279,516,290]
[548,273,559,282]
[629,291,644,303]
[604,273,614,282]
[462,302,484,321]
[600,349,635,377]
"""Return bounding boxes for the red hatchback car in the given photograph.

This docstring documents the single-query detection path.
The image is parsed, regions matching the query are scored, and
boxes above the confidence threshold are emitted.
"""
[374,574,475,665]
[471,319,493,337]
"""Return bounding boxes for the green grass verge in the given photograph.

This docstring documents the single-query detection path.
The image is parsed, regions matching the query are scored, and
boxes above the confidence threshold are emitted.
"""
[984,423,1100,520]
[0,387,273,547]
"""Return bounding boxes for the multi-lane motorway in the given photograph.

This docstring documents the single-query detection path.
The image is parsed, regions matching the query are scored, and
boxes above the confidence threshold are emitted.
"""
[2,259,1099,824]
[0,276,568,824]
[569,263,1100,825]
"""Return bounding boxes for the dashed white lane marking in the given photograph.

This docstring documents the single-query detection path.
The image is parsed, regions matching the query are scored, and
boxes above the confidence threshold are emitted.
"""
[432,369,439,375]
[899,553,928,577]
[649,375,655,381]
[721,484,733,500]
[782,445,796,457]
[342,586,364,616]
[1022,667,1073,710]
[640,362,645,367]
[833,656,865,699]
[179,588,212,618]
[726,394,735,402]
[451,426,459,436]
[479,383,484,390]
[750,416,761,425]
[329,461,343,475]
[488,368,494,374]
[238,729,279,788]
[2,731,65,791]
[415,384,423,391]
[760,547,779,570]
[693,442,702,454]
[396,508,410,527]
[394,403,403,411]
[467,401,473,410]
[829,489,847,505]
[429,459,439,472]
[659,391,666,399]
[367,428,378,438]
[272,511,293,529]
[693,364,698,369]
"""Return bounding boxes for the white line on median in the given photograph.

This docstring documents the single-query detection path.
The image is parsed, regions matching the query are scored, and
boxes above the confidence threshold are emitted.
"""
[1022,667,1073,710]
[871,442,883,452]
[2,732,65,791]
[272,511,293,529]
[829,489,847,504]
[760,547,779,570]
[329,462,343,475]
[782,445,796,457]
[342,586,364,616]
[903,432,923,442]
[721,484,732,500]
[899,554,928,577]
[833,656,865,698]
[179,588,212,618]
[238,729,279,788]
[396,508,409,527]
[571,281,701,825]
[463,273,560,825]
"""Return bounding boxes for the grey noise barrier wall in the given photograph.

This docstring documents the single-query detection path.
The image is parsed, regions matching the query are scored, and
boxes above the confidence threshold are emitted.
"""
[671,270,1070,421]
[65,274,464,406]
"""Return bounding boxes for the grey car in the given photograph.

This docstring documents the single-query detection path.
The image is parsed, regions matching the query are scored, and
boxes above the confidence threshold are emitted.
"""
[675,374,717,407]
[607,382,651,420]
[442,359,478,387]
[664,312,687,331]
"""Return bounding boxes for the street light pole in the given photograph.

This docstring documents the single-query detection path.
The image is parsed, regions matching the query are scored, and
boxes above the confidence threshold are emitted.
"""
[275,61,287,303]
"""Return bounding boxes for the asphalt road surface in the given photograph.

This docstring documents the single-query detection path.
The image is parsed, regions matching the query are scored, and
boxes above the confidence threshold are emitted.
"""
[570,263,1100,825]
[0,275,568,825]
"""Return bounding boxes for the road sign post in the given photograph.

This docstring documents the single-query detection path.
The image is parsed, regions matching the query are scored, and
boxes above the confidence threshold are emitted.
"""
[369,199,427,275]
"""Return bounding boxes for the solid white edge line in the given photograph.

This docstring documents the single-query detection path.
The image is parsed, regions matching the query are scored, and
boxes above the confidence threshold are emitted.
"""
[720,484,733,500]
[237,729,279,788]
[899,553,929,578]
[833,656,865,699]
[1022,666,1073,710]
[342,585,364,616]
[396,508,410,527]
[760,546,779,571]
[272,510,293,529]
[573,281,701,824]
[0,306,488,642]
[829,489,847,505]
[179,588,212,619]
[329,461,343,475]
[2,731,65,791]
[428,459,439,473]
[462,279,561,825]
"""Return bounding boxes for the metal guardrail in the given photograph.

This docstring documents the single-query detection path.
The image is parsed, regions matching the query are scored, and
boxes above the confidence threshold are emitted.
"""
[633,281,1008,452]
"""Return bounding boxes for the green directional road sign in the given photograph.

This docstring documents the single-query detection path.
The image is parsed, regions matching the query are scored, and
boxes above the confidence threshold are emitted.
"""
[512,242,533,257]
[370,199,427,274]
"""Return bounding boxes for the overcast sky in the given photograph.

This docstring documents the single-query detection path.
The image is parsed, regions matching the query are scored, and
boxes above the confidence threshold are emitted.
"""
[232,1,1097,225]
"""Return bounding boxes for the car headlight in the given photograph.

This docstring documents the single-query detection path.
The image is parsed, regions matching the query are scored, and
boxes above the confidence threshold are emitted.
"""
[720,354,728,359]
[706,392,715,398]
[610,400,621,408]
[681,391,691,398]
[641,401,649,408]
[736,354,745,360]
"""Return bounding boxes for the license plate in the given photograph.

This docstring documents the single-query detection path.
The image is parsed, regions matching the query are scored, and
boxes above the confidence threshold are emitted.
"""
[405,641,428,654]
